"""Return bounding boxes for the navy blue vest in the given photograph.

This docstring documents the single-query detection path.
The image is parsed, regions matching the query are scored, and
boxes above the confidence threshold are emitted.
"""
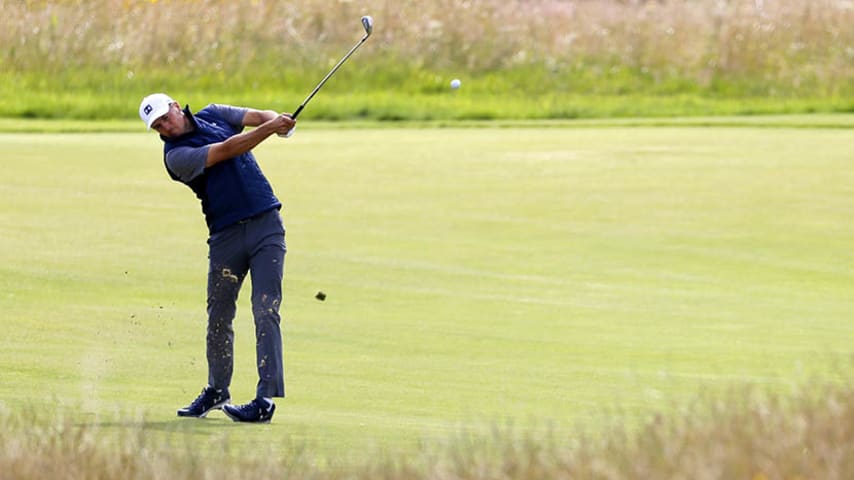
[163,106,281,233]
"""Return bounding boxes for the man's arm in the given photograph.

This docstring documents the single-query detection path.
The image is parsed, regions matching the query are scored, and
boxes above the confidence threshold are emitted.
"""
[242,109,280,127]
[205,110,295,167]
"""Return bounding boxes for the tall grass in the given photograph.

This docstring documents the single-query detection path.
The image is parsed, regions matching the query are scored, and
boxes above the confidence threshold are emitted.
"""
[1,377,852,479]
[1,0,853,119]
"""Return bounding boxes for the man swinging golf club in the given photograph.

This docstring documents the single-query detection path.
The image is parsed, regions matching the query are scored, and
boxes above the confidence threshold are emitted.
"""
[138,15,373,424]
[139,93,295,423]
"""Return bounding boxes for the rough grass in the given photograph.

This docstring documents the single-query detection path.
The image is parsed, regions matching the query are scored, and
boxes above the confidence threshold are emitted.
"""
[1,376,851,479]
[6,0,852,86]
[1,0,852,119]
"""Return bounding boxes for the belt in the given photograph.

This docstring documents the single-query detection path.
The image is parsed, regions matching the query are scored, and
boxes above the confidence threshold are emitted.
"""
[237,210,272,225]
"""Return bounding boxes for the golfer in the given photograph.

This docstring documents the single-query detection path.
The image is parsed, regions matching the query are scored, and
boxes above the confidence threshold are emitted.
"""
[139,93,295,423]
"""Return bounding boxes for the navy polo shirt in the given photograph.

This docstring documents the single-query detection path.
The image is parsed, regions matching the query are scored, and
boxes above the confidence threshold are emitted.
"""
[162,104,281,233]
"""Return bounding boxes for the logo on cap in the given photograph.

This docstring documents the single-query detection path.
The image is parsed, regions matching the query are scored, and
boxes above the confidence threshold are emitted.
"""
[143,104,153,115]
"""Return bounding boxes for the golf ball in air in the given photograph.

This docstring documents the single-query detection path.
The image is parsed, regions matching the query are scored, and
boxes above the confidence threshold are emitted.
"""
[450,79,461,89]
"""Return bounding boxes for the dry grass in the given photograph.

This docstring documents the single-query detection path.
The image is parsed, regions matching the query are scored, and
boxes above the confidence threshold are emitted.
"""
[1,378,851,479]
[3,0,853,94]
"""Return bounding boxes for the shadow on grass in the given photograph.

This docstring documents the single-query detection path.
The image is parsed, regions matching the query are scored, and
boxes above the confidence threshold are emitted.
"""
[79,416,245,432]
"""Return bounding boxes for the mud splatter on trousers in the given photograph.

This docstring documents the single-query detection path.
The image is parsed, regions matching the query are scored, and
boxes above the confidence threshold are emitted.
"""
[206,208,286,399]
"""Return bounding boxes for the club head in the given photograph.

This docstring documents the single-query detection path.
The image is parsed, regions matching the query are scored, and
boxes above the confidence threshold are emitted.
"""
[361,15,373,37]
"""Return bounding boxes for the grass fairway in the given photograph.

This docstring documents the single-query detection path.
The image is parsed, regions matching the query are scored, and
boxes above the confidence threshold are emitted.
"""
[1,123,852,463]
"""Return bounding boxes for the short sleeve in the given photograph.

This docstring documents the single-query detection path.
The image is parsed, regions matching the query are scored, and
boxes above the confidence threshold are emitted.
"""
[165,145,209,182]
[207,104,248,130]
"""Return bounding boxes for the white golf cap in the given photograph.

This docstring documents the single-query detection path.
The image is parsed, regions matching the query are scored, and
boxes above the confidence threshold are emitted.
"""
[139,93,175,129]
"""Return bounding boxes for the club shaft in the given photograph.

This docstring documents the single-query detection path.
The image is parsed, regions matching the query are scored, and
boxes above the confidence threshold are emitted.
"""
[291,35,368,119]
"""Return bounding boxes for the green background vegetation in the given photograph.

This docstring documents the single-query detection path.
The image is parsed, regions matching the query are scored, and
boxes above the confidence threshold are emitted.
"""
[2,0,853,121]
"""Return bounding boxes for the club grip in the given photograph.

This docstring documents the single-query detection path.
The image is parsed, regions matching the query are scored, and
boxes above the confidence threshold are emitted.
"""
[278,126,296,138]
[277,109,300,138]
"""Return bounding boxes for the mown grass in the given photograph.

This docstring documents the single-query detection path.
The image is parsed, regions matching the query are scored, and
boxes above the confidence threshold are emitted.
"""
[1,376,851,479]
[2,114,854,134]
[2,0,852,120]
[2,123,852,474]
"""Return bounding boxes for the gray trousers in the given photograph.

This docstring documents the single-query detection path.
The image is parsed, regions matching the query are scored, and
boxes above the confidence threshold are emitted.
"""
[206,209,286,399]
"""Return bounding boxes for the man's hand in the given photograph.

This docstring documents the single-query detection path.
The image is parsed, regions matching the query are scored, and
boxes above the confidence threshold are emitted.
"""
[267,113,296,137]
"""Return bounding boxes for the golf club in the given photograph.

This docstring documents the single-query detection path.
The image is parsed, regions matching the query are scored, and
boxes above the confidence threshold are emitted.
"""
[282,15,373,137]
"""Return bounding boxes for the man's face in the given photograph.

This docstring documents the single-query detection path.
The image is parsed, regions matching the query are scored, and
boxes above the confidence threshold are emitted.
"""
[150,103,187,138]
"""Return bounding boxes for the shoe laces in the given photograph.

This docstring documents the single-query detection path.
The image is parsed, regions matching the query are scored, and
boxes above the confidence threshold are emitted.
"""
[190,387,219,408]
[237,398,269,414]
